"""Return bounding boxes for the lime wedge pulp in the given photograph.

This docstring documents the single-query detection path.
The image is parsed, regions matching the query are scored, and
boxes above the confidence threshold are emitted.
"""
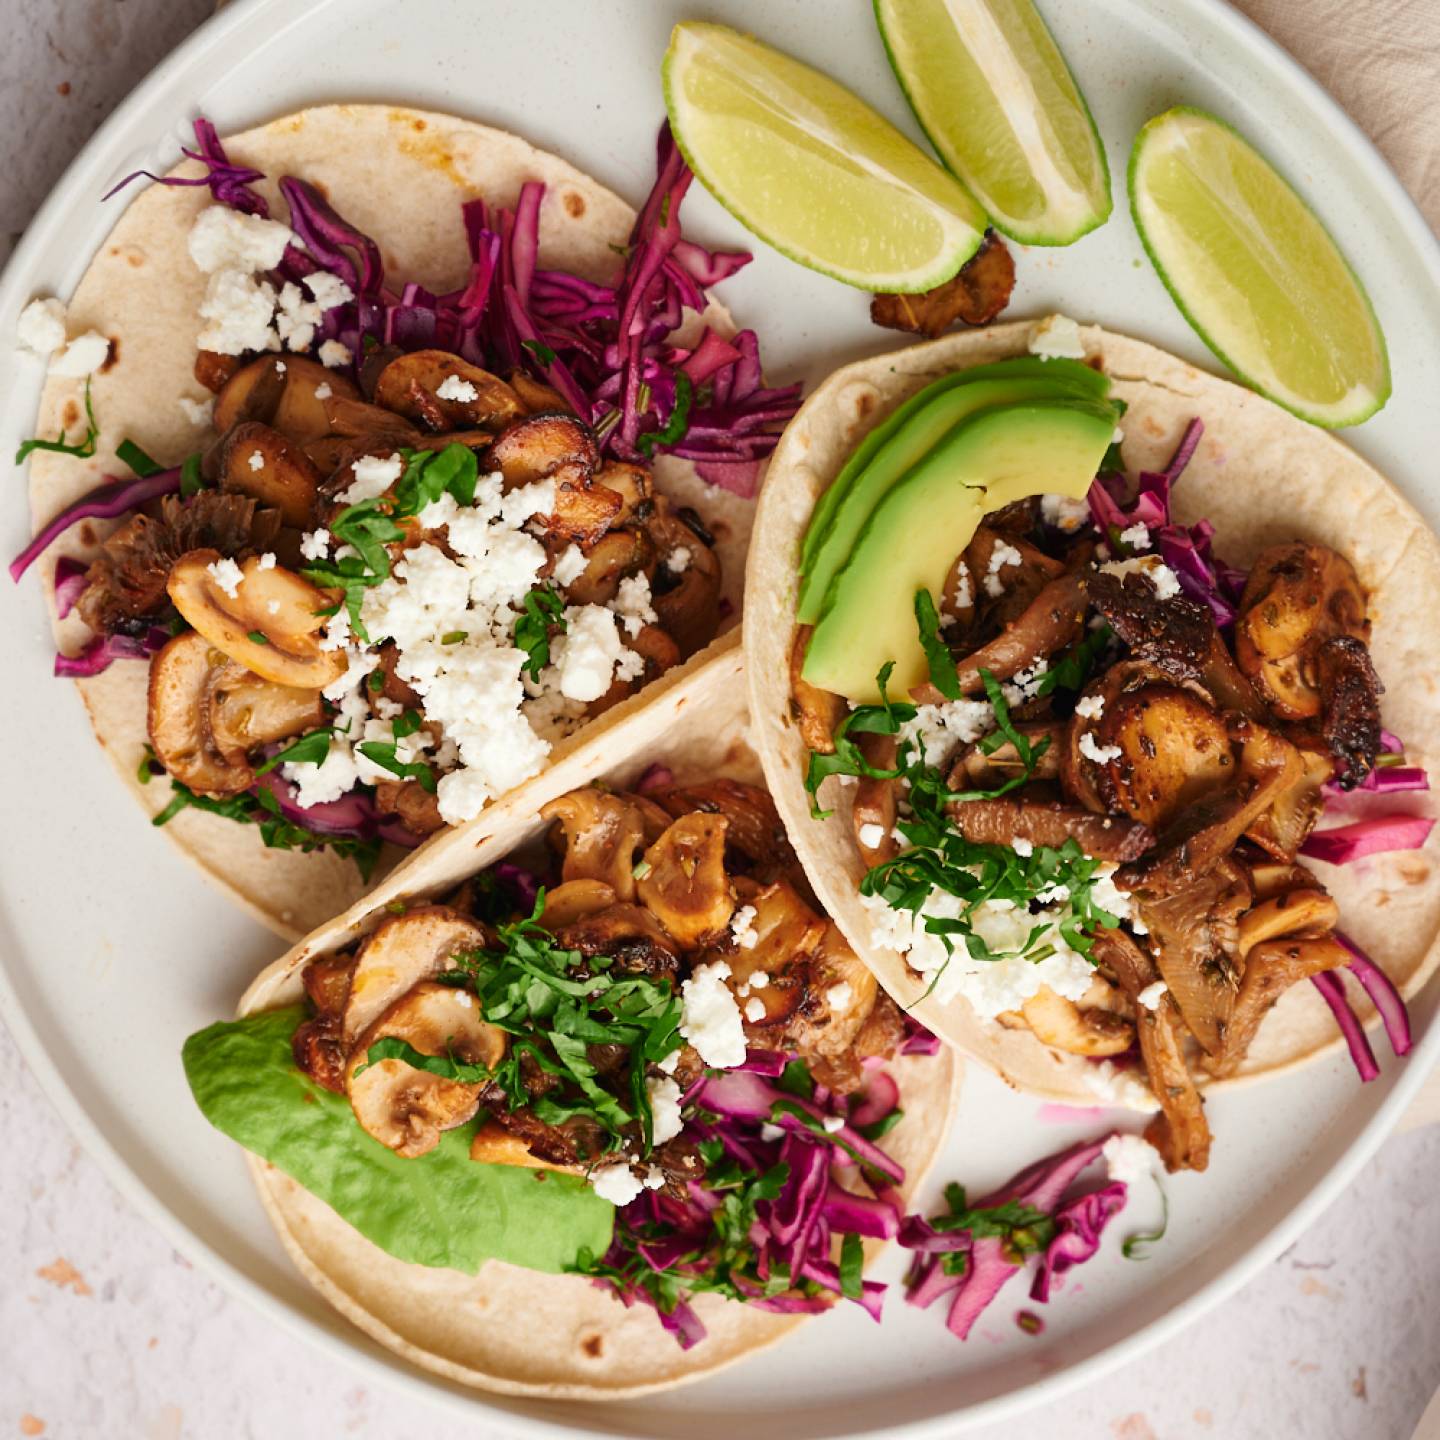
[1130,106,1389,428]
[874,0,1111,246]
[663,21,988,293]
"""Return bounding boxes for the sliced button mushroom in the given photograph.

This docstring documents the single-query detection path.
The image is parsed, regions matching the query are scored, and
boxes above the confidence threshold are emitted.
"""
[215,355,359,442]
[373,350,523,431]
[341,905,490,1047]
[220,422,323,529]
[147,632,255,796]
[303,952,358,1019]
[507,369,572,416]
[346,981,506,1158]
[166,549,348,689]
[207,661,325,767]
[594,462,653,524]
[1019,984,1135,1057]
[647,512,722,657]
[585,624,681,718]
[487,413,599,488]
[563,528,654,606]
[721,877,825,1028]
[636,811,735,948]
[541,787,650,901]
[536,879,618,930]
[470,1120,582,1171]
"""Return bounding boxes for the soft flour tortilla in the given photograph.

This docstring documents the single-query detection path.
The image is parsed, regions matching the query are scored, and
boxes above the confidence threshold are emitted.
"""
[744,318,1440,1108]
[27,104,757,941]
[233,635,960,1398]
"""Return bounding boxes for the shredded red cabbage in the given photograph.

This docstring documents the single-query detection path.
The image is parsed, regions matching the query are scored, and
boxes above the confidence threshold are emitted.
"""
[1087,419,1247,626]
[103,117,268,214]
[53,625,169,678]
[52,556,89,619]
[1310,971,1380,1082]
[251,772,421,849]
[1030,1182,1127,1303]
[1324,765,1430,798]
[1300,814,1435,865]
[1334,932,1413,1058]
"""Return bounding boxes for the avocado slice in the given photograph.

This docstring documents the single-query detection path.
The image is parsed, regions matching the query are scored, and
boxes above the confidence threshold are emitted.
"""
[797,357,1109,623]
[802,398,1118,704]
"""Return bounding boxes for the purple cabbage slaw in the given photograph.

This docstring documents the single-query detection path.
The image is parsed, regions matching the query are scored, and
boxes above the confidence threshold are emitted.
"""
[1308,930,1413,1083]
[900,1134,1129,1340]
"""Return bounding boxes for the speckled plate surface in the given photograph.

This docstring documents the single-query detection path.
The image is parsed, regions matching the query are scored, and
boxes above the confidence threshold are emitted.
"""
[1,0,1439,1435]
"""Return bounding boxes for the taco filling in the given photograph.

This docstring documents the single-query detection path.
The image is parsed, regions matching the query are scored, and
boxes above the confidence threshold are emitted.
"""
[789,352,1422,1171]
[13,117,800,871]
[185,771,946,1346]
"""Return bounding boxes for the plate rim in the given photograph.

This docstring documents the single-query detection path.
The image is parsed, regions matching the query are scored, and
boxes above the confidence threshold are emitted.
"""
[2,0,1439,1432]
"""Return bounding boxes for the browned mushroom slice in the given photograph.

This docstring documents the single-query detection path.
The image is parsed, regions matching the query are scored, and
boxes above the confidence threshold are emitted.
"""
[558,902,681,980]
[341,906,490,1047]
[215,355,359,441]
[563,528,654,606]
[1020,983,1134,1057]
[196,349,244,395]
[1237,886,1339,958]
[292,1014,349,1094]
[303,952,358,1018]
[469,1119,582,1171]
[1118,719,1304,897]
[167,550,348,690]
[1093,927,1211,1173]
[213,356,290,432]
[551,479,624,548]
[375,642,423,710]
[535,879,617,930]
[508,369,572,416]
[594,462,652,524]
[945,786,1154,862]
[147,632,255,796]
[1090,684,1235,829]
[1313,634,1383,789]
[220,422,323,529]
[853,734,899,867]
[1235,543,1369,720]
[791,626,845,754]
[1137,858,1251,1054]
[914,569,1088,704]
[869,231,1016,336]
[346,981,506,1158]
[487,413,600,488]
[789,917,880,1048]
[373,351,523,432]
[1244,740,1333,860]
[584,624,682,718]
[636,811,735,948]
[322,393,424,442]
[374,778,446,837]
[647,512,722,656]
[206,662,325,766]
[541,787,650,901]
[649,779,795,878]
[722,877,823,1029]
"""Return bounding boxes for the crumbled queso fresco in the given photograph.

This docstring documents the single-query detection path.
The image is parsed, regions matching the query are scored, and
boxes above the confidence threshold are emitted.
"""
[1102,1132,1159,1185]
[1028,313,1087,361]
[679,960,747,1068]
[280,469,649,825]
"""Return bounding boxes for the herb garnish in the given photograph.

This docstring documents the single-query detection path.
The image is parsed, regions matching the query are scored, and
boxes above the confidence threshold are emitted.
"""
[636,371,694,458]
[254,728,333,776]
[514,583,567,681]
[358,711,436,791]
[16,379,98,463]
[931,1182,1057,1269]
[116,438,162,477]
[915,588,961,700]
[1121,1180,1169,1260]
[178,452,205,498]
[521,338,558,367]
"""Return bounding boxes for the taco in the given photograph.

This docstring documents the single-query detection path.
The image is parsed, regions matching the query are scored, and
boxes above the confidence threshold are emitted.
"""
[182,638,959,1397]
[12,106,797,938]
[744,318,1439,1169]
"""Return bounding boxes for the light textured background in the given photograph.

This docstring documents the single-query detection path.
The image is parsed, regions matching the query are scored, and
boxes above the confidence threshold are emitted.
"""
[3,2,1440,1438]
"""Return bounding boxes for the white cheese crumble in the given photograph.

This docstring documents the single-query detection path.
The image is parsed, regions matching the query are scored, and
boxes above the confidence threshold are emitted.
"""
[17,297,67,356]
[196,268,280,356]
[744,996,767,1023]
[729,904,759,950]
[657,1050,681,1075]
[187,206,299,357]
[436,374,480,403]
[205,556,244,599]
[1084,1060,1156,1109]
[1079,732,1123,765]
[314,382,333,401]
[552,604,633,703]
[247,450,265,472]
[49,331,111,377]
[666,546,692,575]
[1100,555,1182,601]
[825,981,853,1010]
[898,697,995,769]
[1012,837,1034,857]
[822,1115,845,1134]
[178,395,214,426]
[257,552,277,570]
[984,539,1023,598]
[858,822,887,849]
[611,572,657,638]
[590,1164,644,1207]
[1119,523,1151,551]
[1029,313,1087,361]
[318,339,353,369]
[188,206,294,274]
[646,1076,684,1146]
[1103,1132,1159,1186]
[343,452,403,504]
[1073,694,1105,720]
[299,528,331,562]
[1137,980,1169,1011]
[304,271,354,311]
[948,559,973,611]
[552,544,587,586]
[680,961,746,1069]
[1040,493,1091,533]
[760,1123,785,1143]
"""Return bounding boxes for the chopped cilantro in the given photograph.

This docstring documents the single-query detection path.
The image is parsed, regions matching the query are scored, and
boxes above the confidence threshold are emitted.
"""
[254,728,332,777]
[636,371,693,458]
[16,379,98,463]
[839,1232,864,1299]
[514,583,566,681]
[116,438,162,477]
[246,630,270,645]
[914,588,960,700]
[521,338,557,367]
[1122,1180,1169,1260]
[178,451,205,498]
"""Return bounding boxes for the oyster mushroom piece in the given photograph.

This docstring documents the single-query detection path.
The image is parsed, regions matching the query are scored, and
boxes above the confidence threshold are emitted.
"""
[341,905,490,1048]
[852,734,899,867]
[346,981,507,1158]
[146,632,255,796]
[220,422,323,530]
[944,786,1155,863]
[1019,982,1135,1057]
[536,879,618,930]
[541,788,651,901]
[373,778,446,837]
[166,549,348,690]
[646,512,723,657]
[557,902,681,980]
[1244,740,1335,861]
[649,779,796,879]
[1236,887,1339,957]
[636,811,735,948]
[373,350,524,432]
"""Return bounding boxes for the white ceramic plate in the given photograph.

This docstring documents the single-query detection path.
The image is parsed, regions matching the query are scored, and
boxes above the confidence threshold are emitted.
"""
[2,0,1438,1434]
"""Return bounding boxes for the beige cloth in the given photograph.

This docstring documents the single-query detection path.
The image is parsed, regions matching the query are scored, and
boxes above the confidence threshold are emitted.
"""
[1233,0,1440,231]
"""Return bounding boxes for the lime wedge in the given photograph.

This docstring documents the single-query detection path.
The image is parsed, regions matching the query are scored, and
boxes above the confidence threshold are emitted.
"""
[1130,107,1389,428]
[663,22,987,292]
[874,0,1111,246]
